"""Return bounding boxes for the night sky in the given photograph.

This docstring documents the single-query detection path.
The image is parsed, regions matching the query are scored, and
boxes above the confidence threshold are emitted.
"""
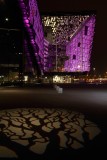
[0,0,23,64]
[0,0,107,75]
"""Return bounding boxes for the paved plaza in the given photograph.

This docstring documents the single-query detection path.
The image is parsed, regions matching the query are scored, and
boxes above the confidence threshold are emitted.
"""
[0,85,107,159]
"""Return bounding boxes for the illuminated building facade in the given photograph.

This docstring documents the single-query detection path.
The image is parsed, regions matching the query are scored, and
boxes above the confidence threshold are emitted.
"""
[65,16,96,72]
[42,14,96,73]
[18,0,96,75]
[18,0,47,75]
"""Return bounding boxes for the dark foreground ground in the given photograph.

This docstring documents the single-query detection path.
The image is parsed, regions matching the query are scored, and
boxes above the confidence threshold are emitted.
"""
[0,83,107,159]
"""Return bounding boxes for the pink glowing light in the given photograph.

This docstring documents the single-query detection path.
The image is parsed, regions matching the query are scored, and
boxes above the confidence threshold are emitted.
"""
[64,16,96,72]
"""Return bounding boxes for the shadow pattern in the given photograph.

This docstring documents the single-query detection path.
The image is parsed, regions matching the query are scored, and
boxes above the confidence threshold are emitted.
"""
[0,108,101,159]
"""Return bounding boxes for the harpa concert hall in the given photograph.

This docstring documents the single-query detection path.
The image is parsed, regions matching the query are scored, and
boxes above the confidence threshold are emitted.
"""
[18,0,96,82]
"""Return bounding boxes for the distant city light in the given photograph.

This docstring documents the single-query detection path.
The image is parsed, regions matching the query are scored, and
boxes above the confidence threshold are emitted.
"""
[5,18,9,21]
[24,76,28,81]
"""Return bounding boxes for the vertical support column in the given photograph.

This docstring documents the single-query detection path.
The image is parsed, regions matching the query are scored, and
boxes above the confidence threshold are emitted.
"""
[55,42,58,71]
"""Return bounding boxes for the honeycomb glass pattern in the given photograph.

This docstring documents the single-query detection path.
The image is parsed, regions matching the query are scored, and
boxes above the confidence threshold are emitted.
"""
[65,16,96,72]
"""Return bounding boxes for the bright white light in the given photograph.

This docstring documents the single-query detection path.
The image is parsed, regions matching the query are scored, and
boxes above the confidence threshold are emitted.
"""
[78,65,81,69]
[5,18,9,21]
[24,76,28,82]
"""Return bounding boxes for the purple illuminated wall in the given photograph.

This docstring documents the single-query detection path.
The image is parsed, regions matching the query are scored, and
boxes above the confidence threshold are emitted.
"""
[24,39,34,73]
[18,0,45,75]
[65,16,96,72]
[29,0,44,66]
[44,39,49,71]
[18,0,95,74]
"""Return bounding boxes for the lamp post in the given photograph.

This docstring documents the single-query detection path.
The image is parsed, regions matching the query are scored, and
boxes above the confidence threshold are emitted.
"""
[55,41,58,71]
